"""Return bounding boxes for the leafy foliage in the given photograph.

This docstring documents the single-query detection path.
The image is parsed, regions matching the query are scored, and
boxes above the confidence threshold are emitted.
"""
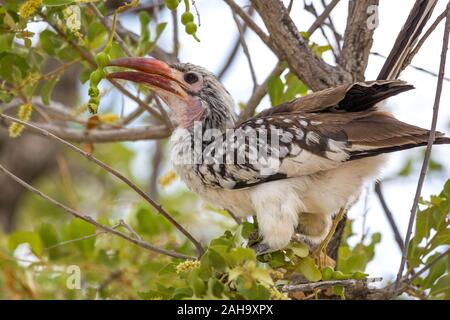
[0,0,448,301]
[407,179,450,299]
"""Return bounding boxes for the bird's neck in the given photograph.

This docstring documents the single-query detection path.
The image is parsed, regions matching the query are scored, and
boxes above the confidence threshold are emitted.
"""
[201,100,237,133]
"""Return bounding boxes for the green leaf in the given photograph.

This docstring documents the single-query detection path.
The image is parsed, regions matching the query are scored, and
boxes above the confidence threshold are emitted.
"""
[443,179,450,200]
[267,251,287,268]
[398,158,414,176]
[43,0,74,6]
[39,30,63,56]
[415,208,433,242]
[154,22,167,42]
[171,287,194,300]
[207,278,225,298]
[86,21,108,50]
[0,52,29,82]
[284,72,308,99]
[40,77,58,105]
[235,277,271,300]
[421,253,447,289]
[228,247,256,267]
[68,219,96,256]
[188,269,206,297]
[297,256,322,282]
[251,268,274,286]
[0,34,14,53]
[37,223,59,248]
[430,229,450,251]
[139,11,151,41]
[430,274,450,298]
[288,242,309,258]
[267,75,284,106]
[8,231,44,257]
[241,221,256,239]
[0,90,13,103]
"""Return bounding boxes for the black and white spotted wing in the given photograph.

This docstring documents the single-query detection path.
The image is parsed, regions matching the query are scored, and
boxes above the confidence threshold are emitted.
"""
[193,113,351,190]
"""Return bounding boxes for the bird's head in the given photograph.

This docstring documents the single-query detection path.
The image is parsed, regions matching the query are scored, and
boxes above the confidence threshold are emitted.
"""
[107,57,237,131]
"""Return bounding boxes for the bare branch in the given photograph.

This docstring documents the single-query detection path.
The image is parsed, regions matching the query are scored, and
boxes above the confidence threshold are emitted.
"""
[280,277,383,293]
[237,0,342,122]
[378,0,438,80]
[0,117,170,143]
[307,0,341,35]
[407,248,450,284]
[218,7,254,80]
[232,12,258,91]
[371,52,450,82]
[172,8,180,57]
[394,1,450,296]
[0,163,194,260]
[0,113,204,256]
[304,0,340,60]
[250,0,351,90]
[374,182,404,252]
[339,0,378,81]
[223,0,273,50]
[88,3,133,57]
[403,8,448,72]
[238,62,285,123]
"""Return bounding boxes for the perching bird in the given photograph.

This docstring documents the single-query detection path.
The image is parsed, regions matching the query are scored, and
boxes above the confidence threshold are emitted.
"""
[106,57,450,253]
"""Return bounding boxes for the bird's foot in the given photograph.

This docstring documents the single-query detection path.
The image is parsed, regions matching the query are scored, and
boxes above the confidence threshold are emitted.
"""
[314,207,345,267]
[250,242,273,255]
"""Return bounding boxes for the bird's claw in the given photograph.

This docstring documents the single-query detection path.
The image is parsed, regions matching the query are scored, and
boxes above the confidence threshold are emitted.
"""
[250,242,272,255]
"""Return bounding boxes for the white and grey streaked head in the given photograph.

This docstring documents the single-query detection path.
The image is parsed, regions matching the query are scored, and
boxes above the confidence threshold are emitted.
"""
[106,58,237,131]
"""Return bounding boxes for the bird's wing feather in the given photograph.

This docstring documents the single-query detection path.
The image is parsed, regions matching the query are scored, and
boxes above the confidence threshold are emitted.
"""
[195,111,443,190]
[253,80,414,118]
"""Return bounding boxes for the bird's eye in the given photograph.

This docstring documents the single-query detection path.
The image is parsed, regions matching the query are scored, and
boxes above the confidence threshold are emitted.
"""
[184,72,199,84]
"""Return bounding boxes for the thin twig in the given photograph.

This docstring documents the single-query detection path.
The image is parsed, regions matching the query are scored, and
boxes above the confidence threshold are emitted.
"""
[371,52,450,82]
[41,13,166,124]
[402,8,448,77]
[119,219,143,240]
[238,62,285,123]
[237,0,342,122]
[307,0,340,35]
[406,248,450,284]
[218,6,254,80]
[394,1,450,297]
[171,9,180,57]
[374,181,404,252]
[232,12,258,91]
[223,0,273,50]
[280,277,383,293]
[0,117,170,143]
[88,3,133,57]
[0,113,204,256]
[320,0,342,53]
[0,164,194,260]
[226,210,242,224]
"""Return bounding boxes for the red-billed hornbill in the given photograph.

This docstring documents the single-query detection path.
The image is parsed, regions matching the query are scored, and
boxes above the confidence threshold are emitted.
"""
[106,57,450,254]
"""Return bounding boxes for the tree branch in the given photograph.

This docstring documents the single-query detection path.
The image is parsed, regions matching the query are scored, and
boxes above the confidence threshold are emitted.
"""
[0,113,204,256]
[394,0,450,296]
[374,181,404,252]
[378,0,438,80]
[280,277,383,293]
[0,163,194,260]
[339,0,379,81]
[250,0,351,91]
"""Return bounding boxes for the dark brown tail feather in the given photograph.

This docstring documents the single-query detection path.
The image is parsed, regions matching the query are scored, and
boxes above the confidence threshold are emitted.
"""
[349,136,450,160]
[378,0,438,80]
[337,82,414,112]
